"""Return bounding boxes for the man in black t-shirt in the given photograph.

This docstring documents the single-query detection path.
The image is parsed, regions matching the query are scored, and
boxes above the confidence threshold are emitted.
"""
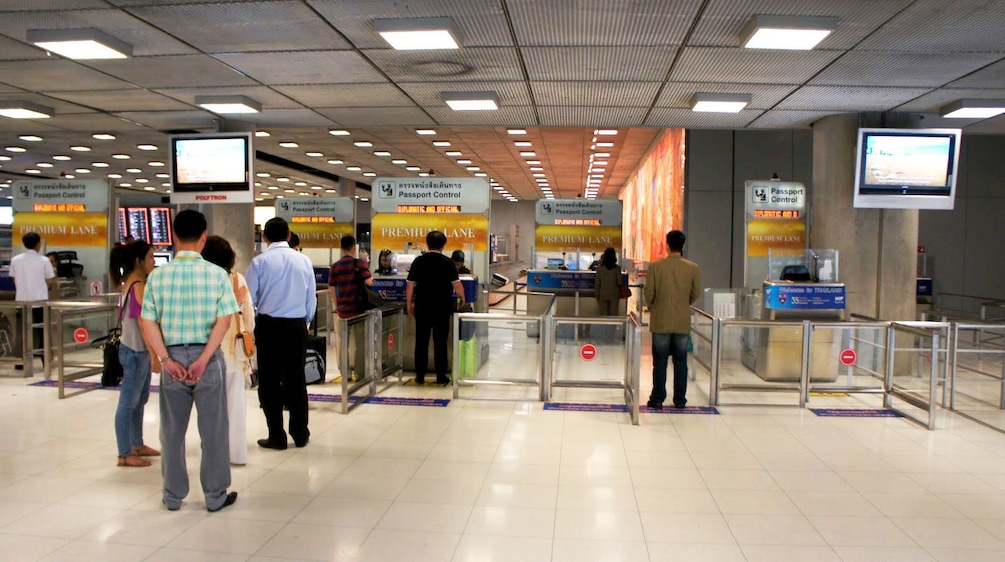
[406,231,465,385]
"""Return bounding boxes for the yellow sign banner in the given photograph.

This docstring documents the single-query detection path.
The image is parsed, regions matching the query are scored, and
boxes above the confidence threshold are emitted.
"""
[288,222,355,249]
[746,219,806,257]
[372,214,488,252]
[13,212,107,246]
[534,225,623,253]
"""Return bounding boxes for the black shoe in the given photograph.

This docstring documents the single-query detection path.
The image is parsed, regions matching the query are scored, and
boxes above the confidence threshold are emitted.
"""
[293,437,309,448]
[257,438,287,450]
[208,491,238,512]
[436,376,451,386]
[646,401,663,410]
[414,376,425,385]
[673,402,687,409]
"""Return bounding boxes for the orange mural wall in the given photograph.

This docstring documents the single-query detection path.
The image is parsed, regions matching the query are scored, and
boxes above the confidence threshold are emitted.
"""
[620,129,686,263]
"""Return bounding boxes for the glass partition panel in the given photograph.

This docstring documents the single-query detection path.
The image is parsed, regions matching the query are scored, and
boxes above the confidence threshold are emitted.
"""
[951,323,1005,432]
[550,317,627,404]
[805,323,888,407]
[718,321,805,406]
[454,315,542,400]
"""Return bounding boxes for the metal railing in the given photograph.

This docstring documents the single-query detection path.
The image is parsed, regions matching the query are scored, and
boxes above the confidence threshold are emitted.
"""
[0,301,45,379]
[885,322,946,429]
[948,322,1005,431]
[334,305,405,414]
[46,301,118,398]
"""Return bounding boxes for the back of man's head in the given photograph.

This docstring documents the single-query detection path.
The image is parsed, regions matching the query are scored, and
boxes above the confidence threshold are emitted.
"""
[21,232,40,250]
[340,235,356,251]
[426,230,447,251]
[263,217,289,244]
[667,230,686,253]
[174,210,208,243]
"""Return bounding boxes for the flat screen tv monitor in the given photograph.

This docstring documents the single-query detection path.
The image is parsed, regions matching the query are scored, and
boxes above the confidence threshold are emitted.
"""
[546,258,564,270]
[152,252,172,267]
[853,128,961,210]
[169,133,252,193]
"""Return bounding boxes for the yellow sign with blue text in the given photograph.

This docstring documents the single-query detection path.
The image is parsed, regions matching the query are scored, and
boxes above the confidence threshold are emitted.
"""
[13,213,108,246]
[534,225,623,253]
[372,214,488,252]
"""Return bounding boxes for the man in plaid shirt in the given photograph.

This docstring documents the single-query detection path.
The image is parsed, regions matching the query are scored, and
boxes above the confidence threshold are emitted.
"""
[140,210,240,512]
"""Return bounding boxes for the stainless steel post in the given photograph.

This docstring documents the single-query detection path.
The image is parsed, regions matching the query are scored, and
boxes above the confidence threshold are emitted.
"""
[799,320,811,408]
[710,318,721,406]
[884,325,895,408]
[452,313,461,400]
[929,331,939,430]
[56,308,65,399]
[950,323,959,411]
[42,304,51,380]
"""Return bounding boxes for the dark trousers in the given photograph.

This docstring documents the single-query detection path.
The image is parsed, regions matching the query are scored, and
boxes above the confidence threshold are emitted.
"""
[255,315,308,443]
[414,312,450,380]
[650,332,689,406]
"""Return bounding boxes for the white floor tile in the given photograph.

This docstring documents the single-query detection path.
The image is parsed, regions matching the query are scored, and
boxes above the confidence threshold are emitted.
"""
[377,501,473,534]
[477,482,558,509]
[37,539,156,562]
[639,512,735,544]
[648,542,745,562]
[2,504,123,539]
[551,538,649,562]
[353,528,460,562]
[890,517,1005,550]
[557,485,638,511]
[0,534,67,561]
[808,515,918,547]
[82,509,206,547]
[723,513,827,546]
[740,544,841,561]
[554,509,644,541]
[711,489,801,515]
[253,523,369,561]
[452,535,552,562]
[464,506,555,538]
[830,545,935,561]
[165,518,283,555]
[291,496,390,529]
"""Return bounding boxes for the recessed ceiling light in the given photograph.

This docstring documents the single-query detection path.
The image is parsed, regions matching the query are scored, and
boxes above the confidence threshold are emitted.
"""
[595,129,618,135]
[137,144,157,151]
[306,151,324,157]
[597,142,614,148]
[346,166,362,172]
[63,174,74,179]
[0,101,53,119]
[442,91,499,111]
[156,173,169,178]
[112,154,130,159]
[374,17,460,50]
[594,152,610,158]
[353,141,373,147]
[325,188,337,193]
[530,166,544,172]
[327,159,344,165]
[267,186,278,190]
[279,142,299,148]
[277,177,290,182]
[19,135,43,142]
[418,172,429,177]
[6,146,27,152]
[507,129,527,135]
[592,161,607,167]
[740,14,839,50]
[310,185,322,190]
[119,183,132,187]
[533,173,545,178]
[255,131,270,137]
[457,159,472,165]
[329,129,350,136]
[690,92,752,113]
[257,172,271,178]
[406,166,421,171]
[284,188,295,193]
[514,141,532,147]
[940,99,1005,119]
[526,160,540,165]
[107,173,122,179]
[466,166,480,171]
[519,151,536,157]
[474,172,487,177]
[415,129,436,135]
[74,168,90,173]
[148,161,164,166]
[374,151,391,156]
[36,162,53,168]
[363,172,376,177]
[28,27,132,59]
[25,169,41,174]
[92,162,109,167]
[135,178,149,183]
[392,159,407,165]
[91,133,115,140]
[294,181,307,187]
[432,140,451,147]
[126,168,141,173]
[445,151,463,157]
[52,155,70,161]
[196,95,261,114]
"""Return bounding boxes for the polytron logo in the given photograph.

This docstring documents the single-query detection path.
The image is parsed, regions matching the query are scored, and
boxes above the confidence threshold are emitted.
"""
[377,180,395,198]
[196,195,227,201]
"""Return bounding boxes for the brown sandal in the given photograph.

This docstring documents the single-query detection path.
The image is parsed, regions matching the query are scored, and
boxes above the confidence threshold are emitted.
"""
[117,454,152,468]
[131,445,161,457]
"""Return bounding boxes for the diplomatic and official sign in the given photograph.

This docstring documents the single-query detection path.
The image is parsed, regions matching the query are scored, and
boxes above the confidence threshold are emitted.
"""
[274,197,355,248]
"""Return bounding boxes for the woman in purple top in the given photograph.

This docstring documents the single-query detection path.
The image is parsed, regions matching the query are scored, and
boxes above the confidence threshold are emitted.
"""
[109,240,159,467]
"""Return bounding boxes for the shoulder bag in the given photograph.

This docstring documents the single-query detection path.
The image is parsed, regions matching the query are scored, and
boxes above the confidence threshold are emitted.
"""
[355,262,384,311]
[232,274,255,356]
[92,280,139,387]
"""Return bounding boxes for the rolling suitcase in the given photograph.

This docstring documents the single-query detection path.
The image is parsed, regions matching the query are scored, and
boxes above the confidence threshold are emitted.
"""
[305,335,326,384]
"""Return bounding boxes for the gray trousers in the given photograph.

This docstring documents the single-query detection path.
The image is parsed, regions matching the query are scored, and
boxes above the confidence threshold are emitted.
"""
[159,344,231,511]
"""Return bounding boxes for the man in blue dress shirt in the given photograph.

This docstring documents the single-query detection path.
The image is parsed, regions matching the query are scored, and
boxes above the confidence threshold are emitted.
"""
[246,218,317,449]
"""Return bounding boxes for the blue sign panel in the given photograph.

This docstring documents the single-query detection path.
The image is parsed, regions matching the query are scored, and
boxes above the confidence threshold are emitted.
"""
[526,271,629,291]
[916,277,933,297]
[764,284,846,310]
[371,277,409,302]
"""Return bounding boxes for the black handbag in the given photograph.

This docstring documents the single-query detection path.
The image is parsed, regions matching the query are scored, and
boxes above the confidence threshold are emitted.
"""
[355,265,384,311]
[92,281,138,387]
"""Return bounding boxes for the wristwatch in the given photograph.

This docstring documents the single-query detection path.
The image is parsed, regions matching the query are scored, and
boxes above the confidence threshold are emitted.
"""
[159,355,171,364]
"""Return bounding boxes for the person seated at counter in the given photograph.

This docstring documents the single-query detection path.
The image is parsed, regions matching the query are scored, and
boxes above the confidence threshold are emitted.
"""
[375,249,395,275]
[451,250,471,275]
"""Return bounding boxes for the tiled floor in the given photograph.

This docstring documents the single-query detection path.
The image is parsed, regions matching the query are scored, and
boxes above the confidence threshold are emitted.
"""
[1,330,1005,561]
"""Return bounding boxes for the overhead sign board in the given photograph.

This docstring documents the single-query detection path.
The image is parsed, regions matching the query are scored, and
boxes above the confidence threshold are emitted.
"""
[535,199,623,226]
[745,181,807,217]
[13,179,110,213]
[371,177,490,214]
[275,197,355,222]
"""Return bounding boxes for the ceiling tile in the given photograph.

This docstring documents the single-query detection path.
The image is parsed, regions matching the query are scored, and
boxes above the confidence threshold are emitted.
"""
[50,88,191,112]
[812,51,1003,87]
[645,107,761,128]
[532,81,661,107]
[41,112,149,131]
[0,8,196,55]
[672,47,841,84]
[656,82,797,109]
[960,113,1005,134]
[949,59,1005,89]
[776,85,931,111]
[538,106,648,127]
[233,109,337,128]
[398,81,531,107]
[895,88,1005,113]
[275,83,416,108]
[153,85,302,110]
[213,51,386,85]
[365,47,524,83]
[747,110,836,129]
[0,59,134,91]
[0,91,97,113]
[128,1,351,53]
[89,55,257,89]
[0,35,49,60]
[0,0,107,8]
[690,0,913,49]
[425,106,537,127]
[858,0,1005,52]
[316,106,436,127]
[115,110,216,131]
[508,0,700,46]
[523,46,678,81]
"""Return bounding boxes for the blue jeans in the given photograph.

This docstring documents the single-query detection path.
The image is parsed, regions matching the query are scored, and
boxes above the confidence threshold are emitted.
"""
[115,344,151,456]
[650,333,689,406]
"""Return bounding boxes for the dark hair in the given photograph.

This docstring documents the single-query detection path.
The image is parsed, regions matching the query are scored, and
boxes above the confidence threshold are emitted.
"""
[601,247,618,269]
[263,217,289,244]
[22,232,40,250]
[289,231,300,248]
[201,235,236,273]
[340,235,356,251]
[451,250,465,263]
[109,239,152,286]
[426,230,447,251]
[46,251,58,261]
[174,209,207,243]
[667,230,686,253]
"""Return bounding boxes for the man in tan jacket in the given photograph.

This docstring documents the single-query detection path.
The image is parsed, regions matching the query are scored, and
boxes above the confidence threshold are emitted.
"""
[643,230,701,409]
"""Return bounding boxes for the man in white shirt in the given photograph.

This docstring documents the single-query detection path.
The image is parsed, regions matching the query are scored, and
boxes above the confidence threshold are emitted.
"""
[9,232,55,370]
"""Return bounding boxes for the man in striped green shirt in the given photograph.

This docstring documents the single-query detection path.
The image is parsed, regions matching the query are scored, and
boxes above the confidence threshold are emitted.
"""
[140,210,240,513]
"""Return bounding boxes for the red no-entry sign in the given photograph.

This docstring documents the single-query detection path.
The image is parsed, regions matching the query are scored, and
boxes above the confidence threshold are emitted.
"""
[387,333,395,351]
[73,327,89,344]
[580,343,598,361]
[839,348,857,366]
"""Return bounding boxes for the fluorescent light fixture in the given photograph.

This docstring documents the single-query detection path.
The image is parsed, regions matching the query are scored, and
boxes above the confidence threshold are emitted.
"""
[392,159,408,165]
[597,142,614,148]
[74,168,90,173]
[306,151,324,157]
[137,144,157,150]
[255,131,270,137]
[418,172,429,177]
[445,151,463,157]
[690,92,752,113]
[91,133,115,140]
[526,160,540,165]
[442,91,499,111]
[279,142,299,148]
[507,129,527,135]
[112,153,130,159]
[267,185,278,190]
[92,162,109,167]
[135,178,148,183]
[0,100,53,119]
[294,181,307,187]
[474,172,487,177]
[432,140,451,147]
[284,188,295,193]
[52,155,70,161]
[594,152,610,158]
[406,166,421,171]
[327,159,343,165]
[195,95,261,114]
[107,173,121,179]
[466,166,480,171]
[592,161,608,166]
[148,161,164,166]
[63,174,74,179]
[19,135,43,142]
[595,129,618,135]
[353,141,372,147]
[530,167,544,172]
[126,168,142,173]
[533,173,546,178]
[256,172,271,177]
[156,173,169,178]
[514,141,532,147]
[25,169,41,174]
[329,129,350,136]
[277,177,290,182]
[36,162,53,168]
[740,14,839,50]
[119,183,131,187]
[519,151,536,157]
[28,28,132,59]
[363,172,376,177]
[5,146,26,152]
[374,150,391,156]
[416,129,436,135]
[374,17,460,50]
[346,166,362,172]
[457,159,472,165]
[940,99,1005,119]
[325,189,337,193]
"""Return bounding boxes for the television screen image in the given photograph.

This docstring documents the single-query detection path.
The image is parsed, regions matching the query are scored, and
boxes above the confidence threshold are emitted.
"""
[546,258,564,270]
[853,128,961,210]
[170,133,251,193]
[149,207,173,246]
[153,253,172,267]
